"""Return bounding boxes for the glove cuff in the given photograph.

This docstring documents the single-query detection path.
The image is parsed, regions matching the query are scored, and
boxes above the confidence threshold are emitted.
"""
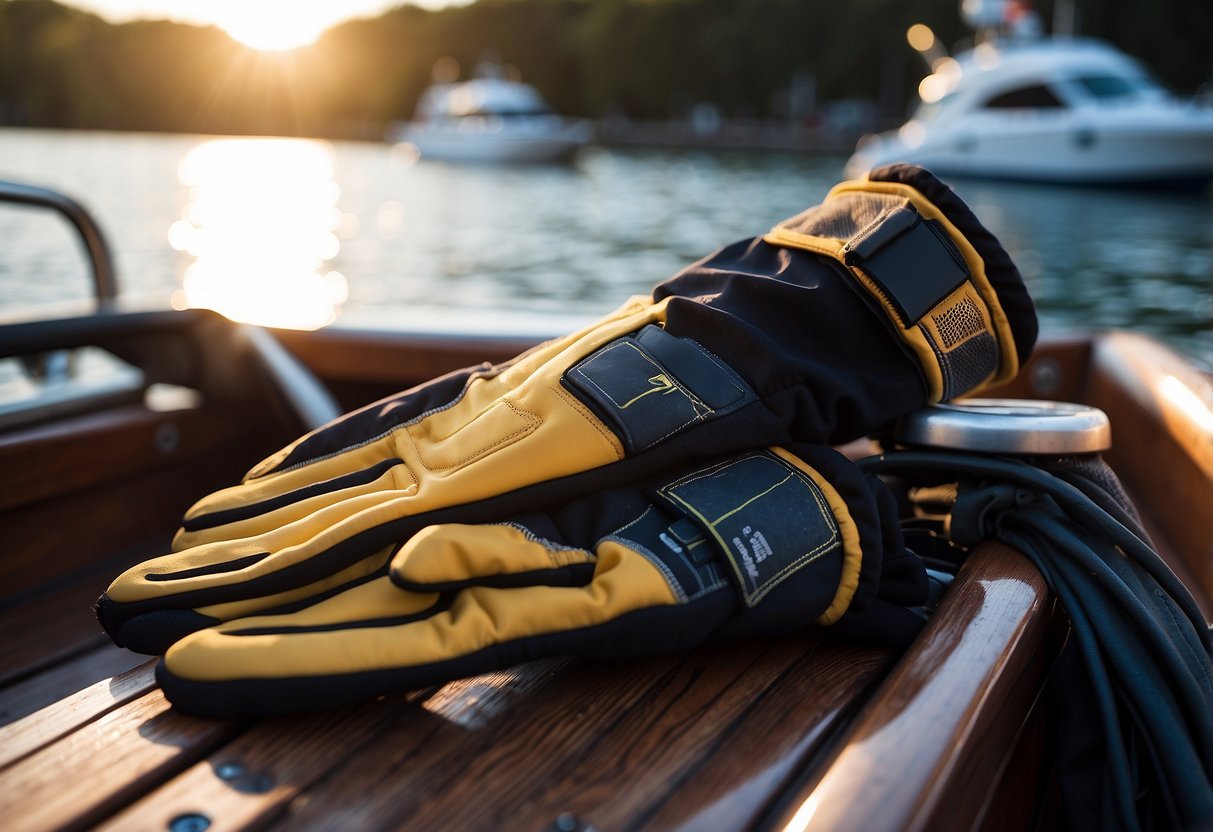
[868,164,1037,368]
[763,164,1036,402]
[648,447,869,628]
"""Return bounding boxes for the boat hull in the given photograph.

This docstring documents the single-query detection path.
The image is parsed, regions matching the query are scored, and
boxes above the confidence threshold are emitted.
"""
[849,117,1213,190]
[845,35,1213,191]
[389,118,593,164]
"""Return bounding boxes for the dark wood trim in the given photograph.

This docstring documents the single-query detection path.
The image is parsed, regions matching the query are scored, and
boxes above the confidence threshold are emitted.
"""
[770,542,1054,832]
[272,326,541,389]
[0,404,250,513]
[0,660,155,770]
[980,333,1093,403]
[0,643,145,730]
[0,689,240,831]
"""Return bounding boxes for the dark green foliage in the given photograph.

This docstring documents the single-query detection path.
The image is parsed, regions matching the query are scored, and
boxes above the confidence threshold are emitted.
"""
[0,0,1208,137]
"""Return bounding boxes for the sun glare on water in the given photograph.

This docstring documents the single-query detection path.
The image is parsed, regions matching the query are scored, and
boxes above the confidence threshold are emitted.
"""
[170,138,350,330]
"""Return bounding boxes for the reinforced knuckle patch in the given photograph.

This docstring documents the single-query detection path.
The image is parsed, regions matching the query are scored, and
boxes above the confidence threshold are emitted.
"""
[777,190,908,244]
[563,325,755,454]
[655,451,841,607]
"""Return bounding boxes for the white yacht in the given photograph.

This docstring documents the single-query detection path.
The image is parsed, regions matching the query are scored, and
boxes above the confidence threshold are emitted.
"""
[387,69,592,164]
[845,35,1213,189]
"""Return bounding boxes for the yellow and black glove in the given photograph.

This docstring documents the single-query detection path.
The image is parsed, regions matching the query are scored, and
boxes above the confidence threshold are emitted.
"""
[96,164,1035,655]
[156,444,927,718]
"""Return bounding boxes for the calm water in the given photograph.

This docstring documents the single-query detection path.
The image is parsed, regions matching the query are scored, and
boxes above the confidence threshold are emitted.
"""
[1,128,1210,367]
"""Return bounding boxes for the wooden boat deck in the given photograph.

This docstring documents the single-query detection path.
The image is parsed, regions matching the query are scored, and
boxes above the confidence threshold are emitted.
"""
[0,318,1208,831]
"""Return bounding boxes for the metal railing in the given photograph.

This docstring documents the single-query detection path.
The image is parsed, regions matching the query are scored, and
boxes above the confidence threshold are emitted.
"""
[0,179,118,302]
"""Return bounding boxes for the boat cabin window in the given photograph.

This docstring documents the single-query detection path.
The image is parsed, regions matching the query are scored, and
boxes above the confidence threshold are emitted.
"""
[981,84,1066,110]
[1073,74,1156,101]
[456,105,553,119]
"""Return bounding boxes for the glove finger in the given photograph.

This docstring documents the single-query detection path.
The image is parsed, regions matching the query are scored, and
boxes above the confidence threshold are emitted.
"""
[390,522,597,592]
[107,299,674,626]
[105,490,402,605]
[100,487,427,652]
[109,466,568,626]
[176,296,658,547]
[158,543,691,718]
[157,444,912,718]
[174,453,410,550]
[98,545,396,655]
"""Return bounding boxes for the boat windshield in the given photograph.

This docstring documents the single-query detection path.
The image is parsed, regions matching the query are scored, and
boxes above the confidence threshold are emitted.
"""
[421,81,555,121]
[1072,73,1161,101]
[455,105,553,119]
[981,83,1067,109]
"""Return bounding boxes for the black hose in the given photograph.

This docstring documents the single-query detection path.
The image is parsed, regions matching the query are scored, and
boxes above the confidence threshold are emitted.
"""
[861,448,1213,831]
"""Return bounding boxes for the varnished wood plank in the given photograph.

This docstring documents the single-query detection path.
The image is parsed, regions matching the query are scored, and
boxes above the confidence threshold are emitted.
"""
[266,656,700,830]
[0,642,145,728]
[266,657,623,830]
[0,470,185,601]
[0,660,155,770]
[0,689,240,832]
[633,641,891,831]
[0,414,275,597]
[774,543,1053,832]
[0,567,118,686]
[481,641,814,832]
[107,661,574,832]
[272,636,871,831]
[93,692,429,832]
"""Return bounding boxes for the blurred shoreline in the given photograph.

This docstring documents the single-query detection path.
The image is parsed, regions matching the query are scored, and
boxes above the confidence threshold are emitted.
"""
[594,118,863,155]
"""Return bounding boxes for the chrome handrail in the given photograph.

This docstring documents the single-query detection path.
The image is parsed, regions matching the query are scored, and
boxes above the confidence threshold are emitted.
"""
[0,179,118,302]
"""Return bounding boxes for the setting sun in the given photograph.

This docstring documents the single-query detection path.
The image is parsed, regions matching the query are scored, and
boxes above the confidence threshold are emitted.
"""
[212,1,334,51]
[56,0,429,52]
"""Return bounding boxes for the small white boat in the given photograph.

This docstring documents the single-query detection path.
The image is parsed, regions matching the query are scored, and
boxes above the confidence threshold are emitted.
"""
[845,34,1213,189]
[387,72,592,164]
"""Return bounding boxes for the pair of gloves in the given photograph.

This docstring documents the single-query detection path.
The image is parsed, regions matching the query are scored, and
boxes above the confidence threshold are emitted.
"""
[95,165,1038,718]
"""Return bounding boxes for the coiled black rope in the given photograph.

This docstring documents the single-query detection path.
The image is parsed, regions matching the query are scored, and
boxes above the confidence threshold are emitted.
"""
[861,450,1213,832]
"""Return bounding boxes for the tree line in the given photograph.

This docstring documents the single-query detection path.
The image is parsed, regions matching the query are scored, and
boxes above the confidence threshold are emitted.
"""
[1,0,1209,139]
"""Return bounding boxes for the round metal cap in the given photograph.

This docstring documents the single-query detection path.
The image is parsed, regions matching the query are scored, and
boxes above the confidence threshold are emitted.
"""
[892,398,1111,455]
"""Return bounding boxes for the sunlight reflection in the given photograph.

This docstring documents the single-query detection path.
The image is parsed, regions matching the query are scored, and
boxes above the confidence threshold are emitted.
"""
[1160,375,1213,435]
[170,138,348,330]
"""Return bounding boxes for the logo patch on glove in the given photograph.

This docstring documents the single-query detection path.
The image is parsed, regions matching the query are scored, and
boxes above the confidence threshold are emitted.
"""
[656,450,841,606]
[563,325,755,453]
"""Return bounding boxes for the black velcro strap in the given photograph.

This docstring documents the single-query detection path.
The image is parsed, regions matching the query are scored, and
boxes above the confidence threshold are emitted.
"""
[563,325,755,454]
[655,451,841,607]
[843,205,971,326]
